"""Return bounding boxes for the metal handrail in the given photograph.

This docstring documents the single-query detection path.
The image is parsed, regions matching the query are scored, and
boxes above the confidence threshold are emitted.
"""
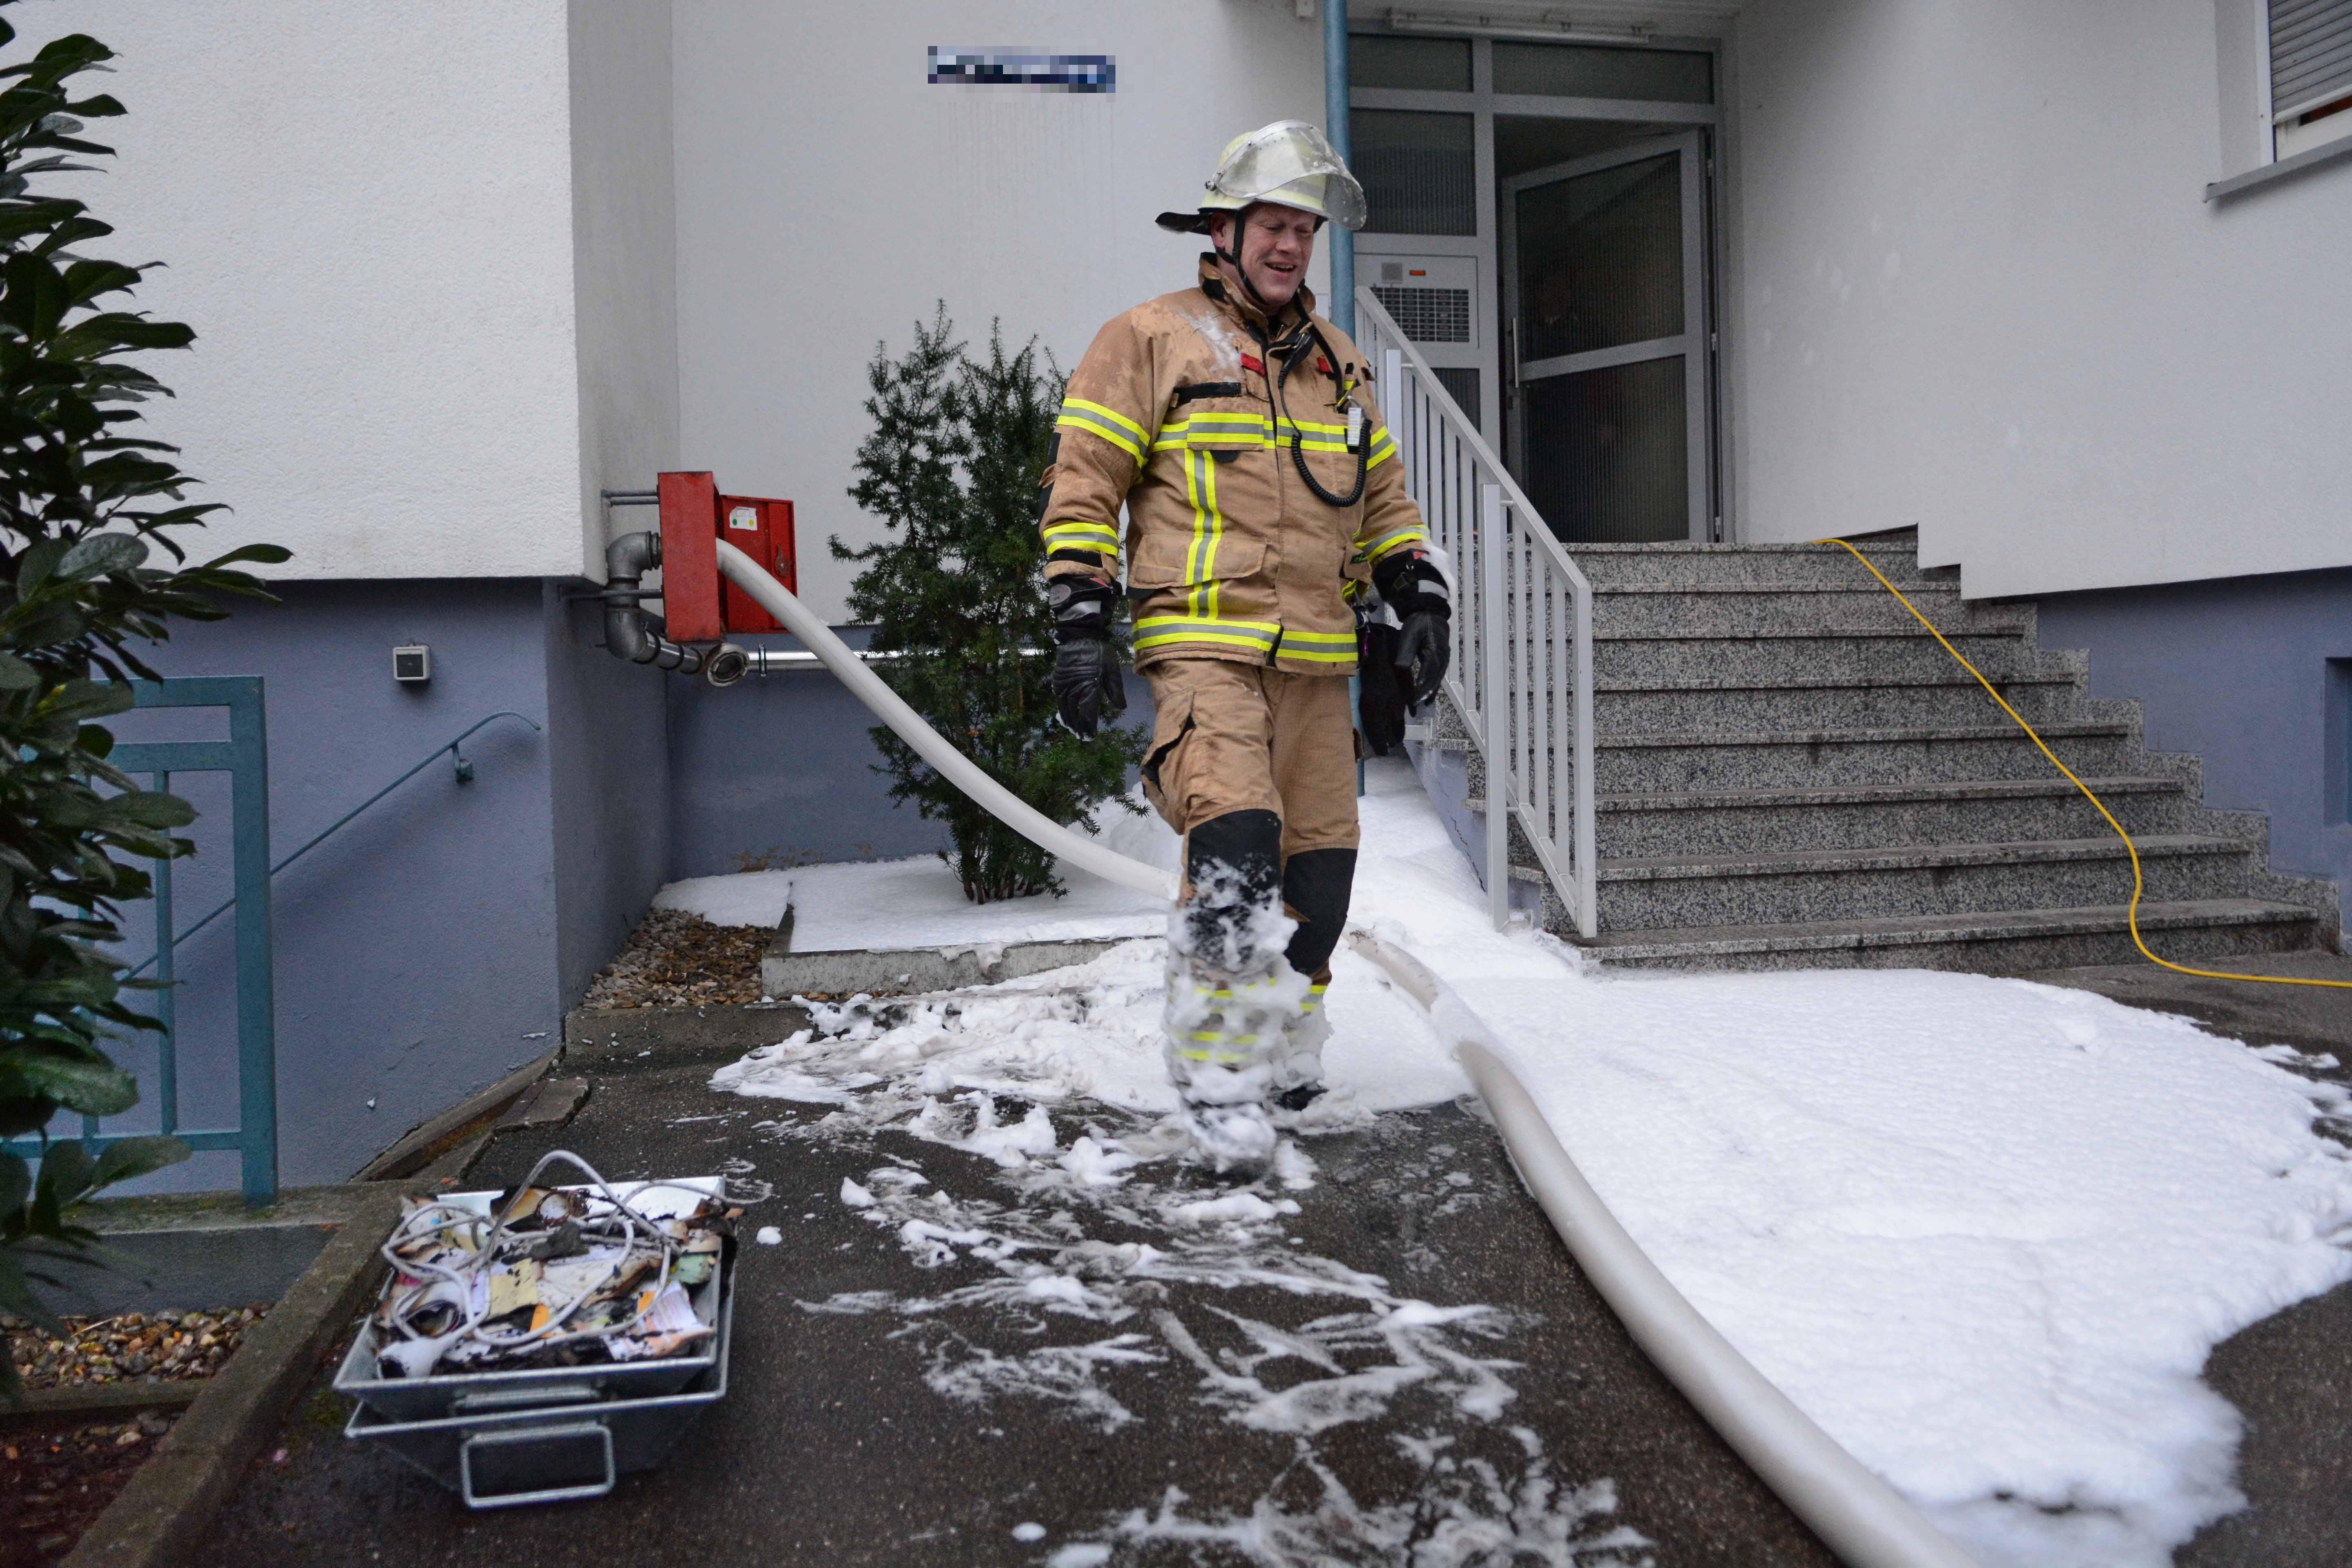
[1356,286,1599,936]
[127,710,543,977]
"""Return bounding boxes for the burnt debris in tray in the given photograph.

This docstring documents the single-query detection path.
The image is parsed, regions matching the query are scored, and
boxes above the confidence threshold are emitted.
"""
[372,1151,735,1380]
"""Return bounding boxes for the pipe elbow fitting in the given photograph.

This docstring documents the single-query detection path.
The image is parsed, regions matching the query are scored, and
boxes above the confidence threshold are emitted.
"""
[603,530,665,666]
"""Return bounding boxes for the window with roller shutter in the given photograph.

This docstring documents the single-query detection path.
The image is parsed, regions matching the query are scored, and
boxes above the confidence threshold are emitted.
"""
[2271,0,2352,158]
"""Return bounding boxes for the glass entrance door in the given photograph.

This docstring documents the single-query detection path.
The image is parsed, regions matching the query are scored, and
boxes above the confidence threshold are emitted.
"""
[1502,131,1711,543]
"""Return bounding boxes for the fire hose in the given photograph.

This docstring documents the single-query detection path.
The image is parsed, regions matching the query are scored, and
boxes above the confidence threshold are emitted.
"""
[711,538,1976,1568]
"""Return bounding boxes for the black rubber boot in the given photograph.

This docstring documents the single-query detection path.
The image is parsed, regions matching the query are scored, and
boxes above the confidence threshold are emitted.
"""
[1281,848,1356,979]
[1169,809,1292,1175]
[1183,809,1285,972]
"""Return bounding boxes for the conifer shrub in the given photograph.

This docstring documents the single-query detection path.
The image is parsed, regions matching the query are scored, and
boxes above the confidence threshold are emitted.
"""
[0,16,287,1395]
[841,307,1145,902]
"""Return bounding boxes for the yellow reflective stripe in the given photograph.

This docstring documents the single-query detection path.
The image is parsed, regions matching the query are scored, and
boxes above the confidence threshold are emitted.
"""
[1359,524,1426,557]
[1135,616,1278,635]
[1200,449,1224,616]
[1154,414,1271,452]
[1056,404,1144,461]
[1282,629,1356,644]
[1133,615,1279,652]
[1181,450,1214,615]
[1146,415,1356,452]
[1062,397,1146,442]
[1280,646,1359,664]
[1367,443,1399,470]
[1043,521,1122,548]
[1135,630,1281,652]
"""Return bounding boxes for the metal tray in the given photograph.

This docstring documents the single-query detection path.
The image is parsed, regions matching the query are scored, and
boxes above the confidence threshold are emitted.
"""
[343,1248,733,1509]
[336,1176,729,1425]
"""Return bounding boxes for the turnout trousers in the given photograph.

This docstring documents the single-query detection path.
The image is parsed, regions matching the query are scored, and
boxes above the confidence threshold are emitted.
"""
[1138,659,1358,858]
[1140,659,1358,1160]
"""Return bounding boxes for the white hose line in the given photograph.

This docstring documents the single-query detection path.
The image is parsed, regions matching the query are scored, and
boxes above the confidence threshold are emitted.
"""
[714,541,1180,902]
[1347,932,1979,1568]
[716,541,1966,1565]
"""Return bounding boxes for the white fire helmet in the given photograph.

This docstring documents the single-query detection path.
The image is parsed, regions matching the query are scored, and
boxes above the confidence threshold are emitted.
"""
[1155,120,1368,236]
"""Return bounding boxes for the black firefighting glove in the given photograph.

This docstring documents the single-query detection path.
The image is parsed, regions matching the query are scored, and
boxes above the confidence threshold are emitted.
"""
[1356,612,1408,755]
[1046,576,1127,738]
[1372,551,1451,707]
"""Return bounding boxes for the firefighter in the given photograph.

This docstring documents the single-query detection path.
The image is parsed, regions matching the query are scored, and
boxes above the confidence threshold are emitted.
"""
[1037,121,1450,1173]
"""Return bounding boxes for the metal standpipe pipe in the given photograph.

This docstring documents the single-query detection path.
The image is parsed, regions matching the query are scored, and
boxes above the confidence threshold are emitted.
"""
[602,530,711,677]
[705,538,1976,1568]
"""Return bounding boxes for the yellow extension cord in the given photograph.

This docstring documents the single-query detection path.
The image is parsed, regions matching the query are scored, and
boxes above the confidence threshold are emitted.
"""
[1819,538,2351,991]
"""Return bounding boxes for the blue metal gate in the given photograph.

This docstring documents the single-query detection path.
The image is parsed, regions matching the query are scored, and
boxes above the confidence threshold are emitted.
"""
[1,677,278,1206]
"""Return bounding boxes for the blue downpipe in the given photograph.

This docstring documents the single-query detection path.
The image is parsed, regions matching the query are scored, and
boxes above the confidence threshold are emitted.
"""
[1323,3,1353,337]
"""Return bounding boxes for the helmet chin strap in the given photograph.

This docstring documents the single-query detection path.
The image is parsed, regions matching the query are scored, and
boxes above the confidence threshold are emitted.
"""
[1214,207,1324,320]
[1211,213,1276,316]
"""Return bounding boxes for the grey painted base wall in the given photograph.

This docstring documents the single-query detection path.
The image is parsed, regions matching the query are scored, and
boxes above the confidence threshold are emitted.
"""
[104,586,1153,1188]
[664,645,1153,878]
[2035,565,2352,924]
[117,580,587,1190]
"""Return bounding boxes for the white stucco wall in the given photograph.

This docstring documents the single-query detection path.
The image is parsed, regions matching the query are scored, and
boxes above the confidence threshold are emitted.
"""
[568,0,682,576]
[26,1,588,580]
[1724,0,2352,598]
[673,0,1328,621]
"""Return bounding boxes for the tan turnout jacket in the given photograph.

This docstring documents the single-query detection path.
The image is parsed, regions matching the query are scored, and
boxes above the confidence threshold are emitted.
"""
[1040,259,1428,677]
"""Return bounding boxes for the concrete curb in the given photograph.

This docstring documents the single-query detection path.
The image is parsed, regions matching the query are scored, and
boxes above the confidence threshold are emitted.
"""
[564,1000,812,1074]
[353,1049,557,1182]
[62,1185,407,1568]
[764,932,1137,997]
[0,1380,203,1428]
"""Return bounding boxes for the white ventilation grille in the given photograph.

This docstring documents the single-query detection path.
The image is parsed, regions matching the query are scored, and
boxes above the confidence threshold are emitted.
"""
[1370,284,1471,344]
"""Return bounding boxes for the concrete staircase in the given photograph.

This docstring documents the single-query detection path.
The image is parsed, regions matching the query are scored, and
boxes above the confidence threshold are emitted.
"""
[1420,530,2339,973]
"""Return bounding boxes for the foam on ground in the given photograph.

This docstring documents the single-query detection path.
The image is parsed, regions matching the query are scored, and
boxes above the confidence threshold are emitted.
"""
[696,755,2352,1565]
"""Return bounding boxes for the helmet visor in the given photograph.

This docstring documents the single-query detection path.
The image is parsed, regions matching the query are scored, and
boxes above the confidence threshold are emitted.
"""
[1208,121,1368,232]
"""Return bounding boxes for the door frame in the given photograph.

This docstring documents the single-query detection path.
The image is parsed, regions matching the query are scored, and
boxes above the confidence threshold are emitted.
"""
[1500,130,1713,543]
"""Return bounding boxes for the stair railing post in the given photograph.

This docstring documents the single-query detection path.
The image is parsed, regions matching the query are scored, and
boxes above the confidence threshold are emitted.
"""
[1482,482,1508,930]
[1574,572,1598,938]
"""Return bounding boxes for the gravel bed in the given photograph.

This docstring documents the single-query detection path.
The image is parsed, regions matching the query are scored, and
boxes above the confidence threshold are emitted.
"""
[1,1411,181,1568]
[582,907,769,1008]
[4,1307,268,1390]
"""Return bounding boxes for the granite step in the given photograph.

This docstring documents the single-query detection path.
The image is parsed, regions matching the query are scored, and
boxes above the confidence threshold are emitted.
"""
[1591,587,2032,639]
[1590,721,2143,792]
[1591,631,2054,687]
[1594,834,2255,932]
[1566,540,1948,592]
[1560,898,2323,973]
[1589,672,2086,735]
[1587,776,2189,858]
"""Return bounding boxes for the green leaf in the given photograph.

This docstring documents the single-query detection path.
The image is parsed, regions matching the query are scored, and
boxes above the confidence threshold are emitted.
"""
[43,678,133,720]
[32,1138,95,1211]
[15,537,67,594]
[98,790,193,829]
[0,1052,136,1116]
[0,653,38,689]
[88,1134,188,1191]
[202,542,290,568]
[59,531,147,578]
[0,1151,29,1218]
